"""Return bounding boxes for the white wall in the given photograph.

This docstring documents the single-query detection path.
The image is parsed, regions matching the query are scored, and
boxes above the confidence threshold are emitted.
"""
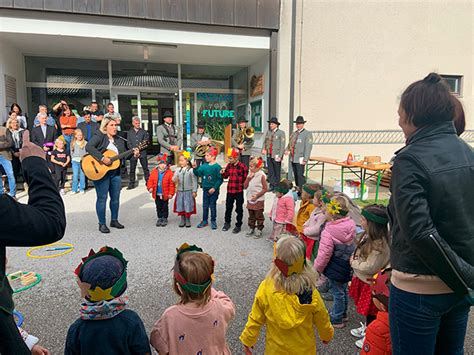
[0,39,26,123]
[248,54,270,150]
[279,0,473,162]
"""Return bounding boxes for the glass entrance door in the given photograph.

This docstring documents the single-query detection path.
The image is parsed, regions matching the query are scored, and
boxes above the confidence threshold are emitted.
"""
[116,94,138,132]
[140,93,176,154]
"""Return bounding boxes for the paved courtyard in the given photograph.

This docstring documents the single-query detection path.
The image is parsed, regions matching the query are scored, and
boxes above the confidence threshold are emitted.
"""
[7,182,473,354]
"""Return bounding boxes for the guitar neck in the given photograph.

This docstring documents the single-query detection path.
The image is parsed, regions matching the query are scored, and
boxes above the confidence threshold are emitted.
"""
[110,149,134,162]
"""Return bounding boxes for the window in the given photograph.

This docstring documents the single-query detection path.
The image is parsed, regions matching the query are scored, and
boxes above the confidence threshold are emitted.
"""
[441,75,463,96]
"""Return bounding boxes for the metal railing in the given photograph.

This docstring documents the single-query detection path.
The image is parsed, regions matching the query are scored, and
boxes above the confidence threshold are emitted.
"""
[311,129,474,145]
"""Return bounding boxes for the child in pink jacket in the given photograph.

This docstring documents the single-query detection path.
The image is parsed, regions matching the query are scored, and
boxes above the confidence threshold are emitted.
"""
[314,196,356,328]
[150,243,235,354]
[302,189,330,261]
[269,179,295,242]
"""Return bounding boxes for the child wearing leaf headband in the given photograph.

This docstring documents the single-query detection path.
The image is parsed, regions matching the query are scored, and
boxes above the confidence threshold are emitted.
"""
[66,246,151,354]
[240,235,334,354]
[314,196,356,328]
[295,183,321,234]
[349,204,390,349]
[150,243,235,354]
[244,156,268,238]
[173,151,198,228]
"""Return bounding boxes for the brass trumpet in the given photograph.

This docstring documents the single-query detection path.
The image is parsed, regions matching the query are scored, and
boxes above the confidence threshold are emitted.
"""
[237,127,255,145]
[195,144,210,157]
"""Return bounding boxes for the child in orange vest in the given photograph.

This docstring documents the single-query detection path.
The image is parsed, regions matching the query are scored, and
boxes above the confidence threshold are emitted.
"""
[147,153,176,227]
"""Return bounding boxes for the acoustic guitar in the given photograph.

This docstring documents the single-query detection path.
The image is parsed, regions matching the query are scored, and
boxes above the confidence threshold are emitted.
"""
[81,141,148,181]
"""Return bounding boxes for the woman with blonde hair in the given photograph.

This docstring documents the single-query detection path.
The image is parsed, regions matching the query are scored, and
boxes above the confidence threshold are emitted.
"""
[86,117,140,233]
[240,235,334,354]
[6,116,24,180]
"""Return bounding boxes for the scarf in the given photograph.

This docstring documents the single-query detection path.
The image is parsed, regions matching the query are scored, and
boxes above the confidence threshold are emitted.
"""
[80,295,129,320]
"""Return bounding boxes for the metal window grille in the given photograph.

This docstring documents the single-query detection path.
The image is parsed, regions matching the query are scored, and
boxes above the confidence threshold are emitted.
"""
[310,130,474,145]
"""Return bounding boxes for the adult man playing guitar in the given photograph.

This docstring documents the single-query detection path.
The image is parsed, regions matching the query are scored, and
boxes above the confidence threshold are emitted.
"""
[85,117,140,233]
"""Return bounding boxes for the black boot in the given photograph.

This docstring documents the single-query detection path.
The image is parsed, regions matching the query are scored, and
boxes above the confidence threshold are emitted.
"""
[99,224,110,233]
[222,223,231,231]
[110,220,125,229]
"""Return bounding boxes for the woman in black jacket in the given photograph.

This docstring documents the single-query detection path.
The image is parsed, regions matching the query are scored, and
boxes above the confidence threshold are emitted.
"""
[389,73,473,354]
[86,117,139,233]
[0,130,66,354]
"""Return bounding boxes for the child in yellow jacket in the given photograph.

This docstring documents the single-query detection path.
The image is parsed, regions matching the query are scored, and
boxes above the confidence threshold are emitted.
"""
[240,235,334,354]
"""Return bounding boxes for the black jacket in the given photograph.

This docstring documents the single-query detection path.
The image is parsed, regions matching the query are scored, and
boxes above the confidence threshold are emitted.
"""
[77,121,100,142]
[31,125,58,147]
[85,133,127,163]
[127,128,149,157]
[0,157,66,314]
[388,121,474,295]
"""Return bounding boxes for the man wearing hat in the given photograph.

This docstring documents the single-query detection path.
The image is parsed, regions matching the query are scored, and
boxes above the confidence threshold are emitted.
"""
[191,121,211,167]
[285,116,313,193]
[231,117,254,168]
[156,111,182,165]
[262,116,286,191]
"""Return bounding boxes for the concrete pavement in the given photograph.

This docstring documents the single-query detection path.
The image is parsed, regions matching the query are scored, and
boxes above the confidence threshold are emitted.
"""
[7,183,473,354]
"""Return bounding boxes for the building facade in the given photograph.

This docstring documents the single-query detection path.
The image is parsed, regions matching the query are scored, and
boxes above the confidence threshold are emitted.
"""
[1,0,472,159]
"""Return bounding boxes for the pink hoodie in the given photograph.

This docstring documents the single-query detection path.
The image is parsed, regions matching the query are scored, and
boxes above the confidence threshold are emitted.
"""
[150,288,236,355]
[314,217,356,273]
[303,207,326,240]
[269,191,295,224]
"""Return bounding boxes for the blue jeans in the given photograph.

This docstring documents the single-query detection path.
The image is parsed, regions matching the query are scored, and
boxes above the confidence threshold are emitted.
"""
[0,156,16,197]
[389,285,471,355]
[63,134,73,153]
[202,189,219,223]
[93,170,121,225]
[71,160,85,192]
[328,279,348,324]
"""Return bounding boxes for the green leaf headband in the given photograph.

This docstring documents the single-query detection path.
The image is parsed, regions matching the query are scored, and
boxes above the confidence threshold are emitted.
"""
[303,185,316,198]
[327,199,349,216]
[174,243,214,294]
[321,189,331,204]
[362,209,388,225]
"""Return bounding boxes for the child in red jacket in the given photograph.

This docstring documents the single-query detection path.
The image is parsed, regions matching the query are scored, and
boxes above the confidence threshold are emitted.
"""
[360,268,392,355]
[147,153,176,227]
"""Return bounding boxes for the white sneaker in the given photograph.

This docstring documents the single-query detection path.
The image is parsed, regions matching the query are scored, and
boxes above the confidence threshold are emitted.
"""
[70,191,77,195]
[60,189,66,195]
[350,322,366,338]
[355,337,365,349]
[253,229,263,239]
[246,229,255,237]
[81,190,86,194]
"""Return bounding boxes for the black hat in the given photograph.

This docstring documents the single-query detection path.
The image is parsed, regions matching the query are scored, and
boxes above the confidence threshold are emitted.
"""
[237,117,248,123]
[294,116,306,124]
[197,121,205,128]
[268,116,280,125]
[163,111,174,119]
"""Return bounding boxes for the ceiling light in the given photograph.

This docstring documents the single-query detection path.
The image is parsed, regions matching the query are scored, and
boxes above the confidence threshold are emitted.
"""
[112,40,177,49]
